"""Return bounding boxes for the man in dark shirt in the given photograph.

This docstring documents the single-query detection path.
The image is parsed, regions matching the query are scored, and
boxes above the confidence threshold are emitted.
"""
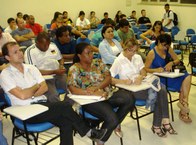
[138,9,152,29]
[101,12,112,24]
[54,26,76,62]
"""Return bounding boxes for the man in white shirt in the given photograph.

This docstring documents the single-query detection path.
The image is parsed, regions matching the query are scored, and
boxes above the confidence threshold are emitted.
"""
[24,32,68,102]
[0,41,107,145]
[162,3,174,30]
[4,18,17,34]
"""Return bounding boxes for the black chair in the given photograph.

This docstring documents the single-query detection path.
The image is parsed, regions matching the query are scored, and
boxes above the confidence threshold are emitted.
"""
[189,51,196,86]
[130,99,153,140]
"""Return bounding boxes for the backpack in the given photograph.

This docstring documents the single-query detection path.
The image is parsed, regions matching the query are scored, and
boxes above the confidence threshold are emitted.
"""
[168,10,178,26]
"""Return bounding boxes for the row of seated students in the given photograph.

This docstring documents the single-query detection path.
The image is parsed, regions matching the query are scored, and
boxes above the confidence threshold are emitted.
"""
[0,19,193,138]
[0,33,191,145]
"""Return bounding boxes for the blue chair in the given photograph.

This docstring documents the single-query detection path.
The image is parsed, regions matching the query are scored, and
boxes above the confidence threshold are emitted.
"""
[132,26,139,36]
[97,24,104,29]
[139,24,148,32]
[76,37,91,44]
[3,93,59,145]
[79,107,123,145]
[186,28,195,42]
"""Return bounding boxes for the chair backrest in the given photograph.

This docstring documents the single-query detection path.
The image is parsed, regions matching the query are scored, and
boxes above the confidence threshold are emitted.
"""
[97,24,104,29]
[132,26,139,34]
[190,35,196,44]
[150,42,156,50]
[186,28,195,35]
[4,93,11,107]
[139,24,147,32]
[76,37,91,44]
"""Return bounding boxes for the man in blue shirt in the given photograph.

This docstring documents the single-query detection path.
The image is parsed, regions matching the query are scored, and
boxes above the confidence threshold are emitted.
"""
[54,26,76,62]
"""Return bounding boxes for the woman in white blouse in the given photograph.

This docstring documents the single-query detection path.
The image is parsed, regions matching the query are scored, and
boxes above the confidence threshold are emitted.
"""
[110,38,177,138]
[98,25,122,66]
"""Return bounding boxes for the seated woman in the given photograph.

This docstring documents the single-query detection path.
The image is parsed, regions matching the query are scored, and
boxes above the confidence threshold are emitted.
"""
[99,25,122,66]
[145,33,192,123]
[89,11,100,29]
[76,11,90,32]
[67,42,135,145]
[140,21,165,45]
[110,38,177,137]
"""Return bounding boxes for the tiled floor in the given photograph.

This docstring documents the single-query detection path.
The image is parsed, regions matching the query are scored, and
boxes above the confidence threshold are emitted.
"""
[2,53,196,145]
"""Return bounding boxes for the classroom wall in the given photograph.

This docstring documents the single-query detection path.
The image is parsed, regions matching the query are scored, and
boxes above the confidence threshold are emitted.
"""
[0,0,195,36]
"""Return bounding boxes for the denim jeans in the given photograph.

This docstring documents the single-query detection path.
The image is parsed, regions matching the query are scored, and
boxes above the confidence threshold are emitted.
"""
[0,120,8,145]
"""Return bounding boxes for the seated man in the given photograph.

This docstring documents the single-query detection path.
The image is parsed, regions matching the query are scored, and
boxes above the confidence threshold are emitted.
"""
[25,15,43,36]
[0,41,107,145]
[11,18,34,47]
[4,18,17,34]
[54,26,75,61]
[138,9,152,29]
[24,32,67,103]
[117,19,135,44]
[91,19,122,48]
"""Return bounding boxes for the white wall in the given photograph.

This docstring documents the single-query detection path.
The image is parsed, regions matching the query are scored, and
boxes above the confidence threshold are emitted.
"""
[0,0,196,35]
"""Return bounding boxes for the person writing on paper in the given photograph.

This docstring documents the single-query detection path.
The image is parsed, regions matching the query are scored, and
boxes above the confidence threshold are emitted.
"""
[67,42,135,145]
[145,34,192,123]
[110,38,177,137]
[140,21,165,45]
[0,41,107,145]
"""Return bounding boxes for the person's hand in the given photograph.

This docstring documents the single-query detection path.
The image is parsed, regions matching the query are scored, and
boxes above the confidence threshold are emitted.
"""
[147,39,151,45]
[94,89,108,99]
[86,86,99,92]
[164,62,173,72]
[133,75,143,85]
[156,67,165,73]
[123,79,132,85]
[80,35,86,39]
[54,69,66,75]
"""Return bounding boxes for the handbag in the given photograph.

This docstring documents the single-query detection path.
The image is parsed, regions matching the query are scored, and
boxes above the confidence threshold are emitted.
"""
[165,49,187,73]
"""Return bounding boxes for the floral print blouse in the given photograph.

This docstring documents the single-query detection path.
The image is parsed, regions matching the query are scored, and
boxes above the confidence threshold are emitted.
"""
[67,59,111,93]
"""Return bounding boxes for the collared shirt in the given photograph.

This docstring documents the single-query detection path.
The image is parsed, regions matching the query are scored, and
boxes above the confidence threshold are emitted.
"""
[54,38,76,54]
[25,23,43,36]
[0,64,47,106]
[24,43,62,70]
[0,33,16,52]
[110,53,144,80]
[162,11,174,29]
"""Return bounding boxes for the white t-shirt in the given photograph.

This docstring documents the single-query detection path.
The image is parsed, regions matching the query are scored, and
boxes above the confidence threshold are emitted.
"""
[0,33,16,52]
[24,43,62,70]
[162,11,174,29]
[76,18,90,27]
[110,53,144,80]
[0,64,47,106]
[111,45,121,56]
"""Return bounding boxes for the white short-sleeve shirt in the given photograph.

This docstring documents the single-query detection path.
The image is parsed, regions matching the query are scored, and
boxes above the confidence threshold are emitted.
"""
[0,33,16,52]
[0,64,47,106]
[24,43,62,70]
[110,53,144,80]
[162,11,174,29]
[76,18,90,27]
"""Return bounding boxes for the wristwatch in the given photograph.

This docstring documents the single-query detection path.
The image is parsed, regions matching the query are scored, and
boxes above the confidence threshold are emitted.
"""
[31,96,35,99]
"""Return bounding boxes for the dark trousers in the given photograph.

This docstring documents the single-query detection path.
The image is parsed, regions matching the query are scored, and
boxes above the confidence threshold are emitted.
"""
[133,84,169,126]
[45,74,68,103]
[83,89,135,142]
[27,101,90,145]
